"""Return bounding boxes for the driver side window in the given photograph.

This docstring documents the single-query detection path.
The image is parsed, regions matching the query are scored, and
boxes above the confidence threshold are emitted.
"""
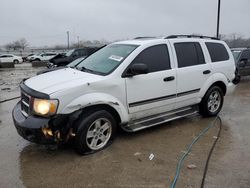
[130,44,171,73]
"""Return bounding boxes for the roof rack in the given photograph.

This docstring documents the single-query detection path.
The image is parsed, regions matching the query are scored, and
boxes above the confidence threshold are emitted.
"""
[134,37,156,40]
[165,35,219,40]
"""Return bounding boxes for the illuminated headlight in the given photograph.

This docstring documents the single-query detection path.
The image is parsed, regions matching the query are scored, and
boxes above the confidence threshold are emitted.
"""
[33,99,58,116]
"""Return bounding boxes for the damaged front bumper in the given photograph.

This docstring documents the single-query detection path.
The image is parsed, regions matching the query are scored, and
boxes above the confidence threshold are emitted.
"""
[12,102,74,145]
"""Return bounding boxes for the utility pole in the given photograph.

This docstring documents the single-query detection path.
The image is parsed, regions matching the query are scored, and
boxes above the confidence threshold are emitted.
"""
[67,31,70,49]
[216,0,221,38]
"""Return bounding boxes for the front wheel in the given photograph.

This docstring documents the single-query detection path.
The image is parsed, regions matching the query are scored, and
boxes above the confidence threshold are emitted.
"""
[199,86,224,117]
[74,110,116,155]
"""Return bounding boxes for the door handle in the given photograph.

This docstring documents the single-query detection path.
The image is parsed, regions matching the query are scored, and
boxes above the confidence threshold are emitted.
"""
[163,76,175,82]
[203,70,211,74]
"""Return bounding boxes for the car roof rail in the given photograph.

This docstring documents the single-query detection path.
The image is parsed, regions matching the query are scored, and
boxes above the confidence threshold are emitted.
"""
[165,35,219,40]
[134,37,156,40]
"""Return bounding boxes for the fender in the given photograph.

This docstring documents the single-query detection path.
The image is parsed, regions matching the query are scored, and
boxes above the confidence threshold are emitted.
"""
[199,72,228,99]
[60,92,129,123]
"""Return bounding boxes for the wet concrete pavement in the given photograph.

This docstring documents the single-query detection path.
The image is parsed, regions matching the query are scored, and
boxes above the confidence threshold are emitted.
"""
[0,64,250,188]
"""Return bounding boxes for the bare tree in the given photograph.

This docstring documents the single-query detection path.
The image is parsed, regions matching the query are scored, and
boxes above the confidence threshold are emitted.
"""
[222,33,250,48]
[4,43,13,50]
[4,38,29,50]
[13,40,22,50]
[19,38,29,50]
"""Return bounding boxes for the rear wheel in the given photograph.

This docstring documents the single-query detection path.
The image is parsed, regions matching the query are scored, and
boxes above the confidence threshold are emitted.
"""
[34,58,41,61]
[199,86,224,117]
[13,60,19,64]
[74,110,116,155]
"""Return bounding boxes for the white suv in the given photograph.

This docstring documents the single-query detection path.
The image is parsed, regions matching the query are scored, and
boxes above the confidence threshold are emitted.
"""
[13,35,236,154]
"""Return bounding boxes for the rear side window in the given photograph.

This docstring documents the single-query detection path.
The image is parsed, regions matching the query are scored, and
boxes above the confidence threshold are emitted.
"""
[131,44,171,73]
[174,42,205,68]
[205,42,229,62]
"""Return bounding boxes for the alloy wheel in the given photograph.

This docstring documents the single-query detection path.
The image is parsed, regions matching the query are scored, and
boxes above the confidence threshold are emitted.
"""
[86,118,112,150]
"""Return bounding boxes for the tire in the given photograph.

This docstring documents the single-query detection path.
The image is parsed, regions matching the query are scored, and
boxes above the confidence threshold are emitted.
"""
[13,60,19,64]
[199,86,224,117]
[74,110,117,155]
[34,58,41,61]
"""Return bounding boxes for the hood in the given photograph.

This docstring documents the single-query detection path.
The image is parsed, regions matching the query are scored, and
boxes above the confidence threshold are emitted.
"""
[25,68,103,95]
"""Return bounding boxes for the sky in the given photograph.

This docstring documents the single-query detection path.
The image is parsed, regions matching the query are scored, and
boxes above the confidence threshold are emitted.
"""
[0,0,249,47]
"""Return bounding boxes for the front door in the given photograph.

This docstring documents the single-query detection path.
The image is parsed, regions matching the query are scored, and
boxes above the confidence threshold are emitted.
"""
[125,44,177,119]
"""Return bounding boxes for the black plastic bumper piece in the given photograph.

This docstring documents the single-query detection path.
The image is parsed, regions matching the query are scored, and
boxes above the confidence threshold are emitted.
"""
[232,76,240,85]
[12,102,55,144]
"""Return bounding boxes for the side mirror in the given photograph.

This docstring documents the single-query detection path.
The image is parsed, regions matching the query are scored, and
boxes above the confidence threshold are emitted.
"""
[125,63,148,77]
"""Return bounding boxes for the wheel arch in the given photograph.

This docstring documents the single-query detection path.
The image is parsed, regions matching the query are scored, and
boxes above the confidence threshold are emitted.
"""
[209,81,226,95]
[200,73,228,99]
[79,104,122,125]
[60,92,129,124]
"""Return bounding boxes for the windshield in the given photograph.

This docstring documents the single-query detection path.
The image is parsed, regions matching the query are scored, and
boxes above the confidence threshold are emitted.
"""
[67,57,85,67]
[65,49,74,57]
[231,50,242,61]
[76,44,138,75]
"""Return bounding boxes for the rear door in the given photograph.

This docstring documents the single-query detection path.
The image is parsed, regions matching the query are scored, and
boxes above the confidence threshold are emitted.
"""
[125,43,177,118]
[1,55,13,62]
[170,41,211,108]
[205,42,234,80]
[0,55,7,62]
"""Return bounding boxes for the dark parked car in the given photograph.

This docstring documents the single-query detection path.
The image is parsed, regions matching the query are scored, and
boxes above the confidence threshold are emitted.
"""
[231,48,250,81]
[37,57,85,75]
[22,54,34,62]
[48,47,101,68]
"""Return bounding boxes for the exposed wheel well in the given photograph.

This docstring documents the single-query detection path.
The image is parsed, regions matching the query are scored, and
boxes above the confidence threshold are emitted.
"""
[210,81,226,95]
[80,104,122,125]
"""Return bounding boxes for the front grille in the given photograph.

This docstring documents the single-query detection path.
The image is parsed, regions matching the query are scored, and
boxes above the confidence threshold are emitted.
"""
[21,91,31,117]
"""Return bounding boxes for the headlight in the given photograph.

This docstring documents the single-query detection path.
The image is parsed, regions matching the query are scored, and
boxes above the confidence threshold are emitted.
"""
[33,98,58,116]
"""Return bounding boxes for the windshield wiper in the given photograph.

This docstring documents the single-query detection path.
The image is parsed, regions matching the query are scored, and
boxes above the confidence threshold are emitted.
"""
[78,66,102,75]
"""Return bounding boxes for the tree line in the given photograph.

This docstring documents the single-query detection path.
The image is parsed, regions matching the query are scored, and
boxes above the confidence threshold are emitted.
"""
[221,34,250,48]
[2,34,250,51]
[4,38,29,50]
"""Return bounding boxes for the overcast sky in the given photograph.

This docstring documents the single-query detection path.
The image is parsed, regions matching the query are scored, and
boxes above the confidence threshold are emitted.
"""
[0,0,249,47]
